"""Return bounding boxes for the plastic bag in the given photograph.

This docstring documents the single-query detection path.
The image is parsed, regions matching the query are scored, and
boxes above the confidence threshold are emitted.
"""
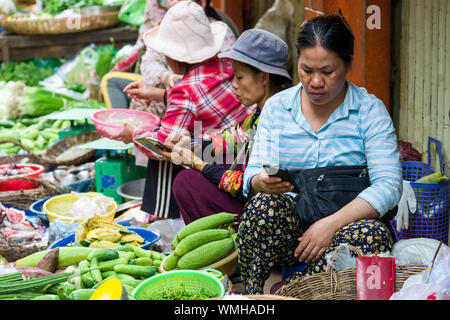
[65,47,99,87]
[118,0,147,27]
[146,218,185,254]
[47,219,80,244]
[69,193,115,220]
[325,243,357,271]
[392,238,442,265]
[41,44,97,88]
[391,244,450,300]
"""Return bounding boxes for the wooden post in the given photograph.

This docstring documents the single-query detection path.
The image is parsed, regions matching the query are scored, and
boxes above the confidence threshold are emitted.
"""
[211,0,244,33]
[301,0,392,110]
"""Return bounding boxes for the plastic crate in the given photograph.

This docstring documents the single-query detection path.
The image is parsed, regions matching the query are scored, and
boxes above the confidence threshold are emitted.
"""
[391,137,450,244]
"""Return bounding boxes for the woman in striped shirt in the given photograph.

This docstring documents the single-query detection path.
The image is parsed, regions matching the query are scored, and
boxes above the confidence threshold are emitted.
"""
[237,14,403,294]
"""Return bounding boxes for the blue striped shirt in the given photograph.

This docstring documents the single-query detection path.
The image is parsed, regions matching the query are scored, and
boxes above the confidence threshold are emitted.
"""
[243,81,403,217]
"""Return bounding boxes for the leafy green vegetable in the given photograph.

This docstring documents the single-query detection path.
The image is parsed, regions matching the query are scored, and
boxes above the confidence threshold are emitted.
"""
[41,0,104,15]
[95,45,118,79]
[0,59,59,87]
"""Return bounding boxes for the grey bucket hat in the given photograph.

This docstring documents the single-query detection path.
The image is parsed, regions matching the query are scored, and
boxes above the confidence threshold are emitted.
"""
[219,28,291,80]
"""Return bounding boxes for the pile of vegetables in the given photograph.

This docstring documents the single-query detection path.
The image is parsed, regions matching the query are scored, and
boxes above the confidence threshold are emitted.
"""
[8,244,167,300]
[74,215,146,248]
[0,58,62,87]
[0,81,76,121]
[0,117,71,154]
[41,0,104,16]
[163,213,237,271]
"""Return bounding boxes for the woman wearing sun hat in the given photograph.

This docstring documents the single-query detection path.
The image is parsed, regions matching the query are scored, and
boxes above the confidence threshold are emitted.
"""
[155,29,292,227]
[115,1,252,219]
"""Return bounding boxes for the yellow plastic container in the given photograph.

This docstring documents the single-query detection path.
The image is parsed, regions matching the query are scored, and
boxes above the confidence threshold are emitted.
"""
[43,192,118,223]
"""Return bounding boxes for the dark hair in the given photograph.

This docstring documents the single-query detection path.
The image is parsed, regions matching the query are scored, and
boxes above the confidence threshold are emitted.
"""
[246,64,292,91]
[296,14,354,66]
[193,0,223,21]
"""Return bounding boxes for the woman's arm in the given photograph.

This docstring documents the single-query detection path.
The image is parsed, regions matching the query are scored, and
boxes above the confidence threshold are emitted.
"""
[294,197,378,263]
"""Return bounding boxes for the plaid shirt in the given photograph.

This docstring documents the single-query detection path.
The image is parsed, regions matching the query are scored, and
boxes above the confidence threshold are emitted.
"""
[133,57,252,160]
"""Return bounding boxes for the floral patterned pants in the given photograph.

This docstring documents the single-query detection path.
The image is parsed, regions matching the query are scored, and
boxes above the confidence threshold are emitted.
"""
[236,193,394,294]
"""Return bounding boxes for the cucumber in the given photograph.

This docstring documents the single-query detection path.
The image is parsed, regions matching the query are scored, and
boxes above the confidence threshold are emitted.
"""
[175,213,237,242]
[92,275,117,289]
[32,294,61,300]
[79,260,95,288]
[129,257,153,266]
[57,282,77,300]
[174,229,230,256]
[153,260,162,267]
[177,238,235,270]
[97,257,129,272]
[69,289,96,300]
[90,258,102,283]
[87,249,119,262]
[150,250,167,261]
[113,264,157,278]
[163,253,179,271]
[117,250,135,261]
[130,245,151,259]
[115,274,142,288]
[101,271,117,278]
[15,247,96,269]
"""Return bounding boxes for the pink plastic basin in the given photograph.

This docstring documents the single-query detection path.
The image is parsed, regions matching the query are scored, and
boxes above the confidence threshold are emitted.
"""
[91,109,160,140]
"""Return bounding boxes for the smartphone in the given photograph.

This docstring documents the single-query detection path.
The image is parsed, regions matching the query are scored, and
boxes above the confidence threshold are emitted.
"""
[263,165,299,193]
[134,137,172,155]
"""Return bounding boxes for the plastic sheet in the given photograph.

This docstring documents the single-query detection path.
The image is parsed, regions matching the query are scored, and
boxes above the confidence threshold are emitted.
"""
[392,238,442,265]
[391,243,450,300]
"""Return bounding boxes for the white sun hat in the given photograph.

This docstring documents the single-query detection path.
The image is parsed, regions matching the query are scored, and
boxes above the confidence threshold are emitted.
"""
[143,1,228,64]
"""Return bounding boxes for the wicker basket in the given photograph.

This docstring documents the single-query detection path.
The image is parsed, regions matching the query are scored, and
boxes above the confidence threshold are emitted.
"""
[0,11,120,35]
[0,139,43,165]
[275,246,428,300]
[0,176,66,210]
[0,234,45,263]
[39,131,100,167]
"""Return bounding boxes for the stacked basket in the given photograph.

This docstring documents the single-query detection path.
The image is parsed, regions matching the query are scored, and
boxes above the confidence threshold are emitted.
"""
[391,137,450,244]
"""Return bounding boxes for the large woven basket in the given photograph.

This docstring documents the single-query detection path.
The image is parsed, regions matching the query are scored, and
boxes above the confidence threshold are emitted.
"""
[0,234,45,263]
[275,246,428,300]
[0,11,120,35]
[0,176,66,210]
[0,139,42,165]
[39,131,100,167]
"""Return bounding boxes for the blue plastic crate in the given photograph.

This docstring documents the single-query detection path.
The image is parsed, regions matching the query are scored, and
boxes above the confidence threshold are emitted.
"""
[391,137,450,244]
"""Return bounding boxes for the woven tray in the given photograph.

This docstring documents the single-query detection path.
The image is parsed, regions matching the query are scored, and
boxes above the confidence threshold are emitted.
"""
[0,11,120,35]
[275,246,428,300]
[0,176,66,210]
[40,131,100,167]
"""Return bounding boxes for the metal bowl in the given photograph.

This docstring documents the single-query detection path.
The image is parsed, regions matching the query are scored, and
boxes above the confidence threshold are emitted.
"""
[80,5,122,16]
[116,178,145,201]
